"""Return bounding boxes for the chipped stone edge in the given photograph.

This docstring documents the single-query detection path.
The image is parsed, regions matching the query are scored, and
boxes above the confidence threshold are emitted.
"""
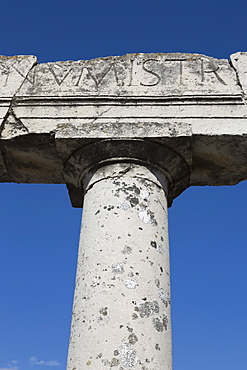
[0,56,38,136]
[230,52,247,101]
[1,52,245,138]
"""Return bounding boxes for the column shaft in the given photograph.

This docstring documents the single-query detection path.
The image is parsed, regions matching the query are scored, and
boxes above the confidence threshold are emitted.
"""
[67,163,172,370]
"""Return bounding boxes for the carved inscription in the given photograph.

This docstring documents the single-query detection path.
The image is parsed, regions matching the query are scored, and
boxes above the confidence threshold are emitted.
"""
[17,54,237,97]
[48,63,119,87]
[0,55,37,97]
[202,59,226,85]
[29,58,227,87]
[0,59,28,85]
[140,59,162,86]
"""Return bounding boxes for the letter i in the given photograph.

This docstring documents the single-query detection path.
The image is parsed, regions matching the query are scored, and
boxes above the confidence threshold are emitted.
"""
[128,58,134,86]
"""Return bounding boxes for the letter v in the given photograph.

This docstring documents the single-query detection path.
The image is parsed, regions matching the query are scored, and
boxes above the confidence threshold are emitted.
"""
[49,66,74,86]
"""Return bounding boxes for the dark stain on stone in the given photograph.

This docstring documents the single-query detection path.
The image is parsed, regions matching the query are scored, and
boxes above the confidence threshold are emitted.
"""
[135,300,159,318]
[95,210,100,215]
[151,241,157,249]
[153,314,168,332]
[99,307,108,316]
[163,314,168,330]
[155,279,160,288]
[128,333,138,344]
[132,313,138,320]
[155,343,160,351]
[153,316,164,332]
[133,185,140,195]
[150,214,157,226]
[126,195,139,207]
[110,358,120,367]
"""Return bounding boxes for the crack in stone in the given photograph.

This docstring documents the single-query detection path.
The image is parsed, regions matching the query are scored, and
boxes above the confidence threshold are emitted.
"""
[90,106,113,125]
[0,109,29,138]
[0,57,37,138]
[229,57,246,104]
[85,173,164,196]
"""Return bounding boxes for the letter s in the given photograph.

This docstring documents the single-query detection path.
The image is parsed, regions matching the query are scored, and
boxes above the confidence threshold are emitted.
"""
[140,59,161,87]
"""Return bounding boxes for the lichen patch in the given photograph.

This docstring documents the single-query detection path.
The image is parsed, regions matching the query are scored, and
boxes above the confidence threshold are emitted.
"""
[122,245,132,254]
[118,343,139,368]
[124,278,137,289]
[128,333,138,344]
[152,316,164,332]
[159,288,170,307]
[135,300,159,318]
[112,262,124,274]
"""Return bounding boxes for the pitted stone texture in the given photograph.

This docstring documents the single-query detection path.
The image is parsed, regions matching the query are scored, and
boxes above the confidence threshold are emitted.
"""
[230,52,247,98]
[1,52,247,199]
[0,55,37,97]
[67,163,172,370]
[0,55,37,124]
[1,111,29,139]
[63,139,190,208]
[17,53,240,98]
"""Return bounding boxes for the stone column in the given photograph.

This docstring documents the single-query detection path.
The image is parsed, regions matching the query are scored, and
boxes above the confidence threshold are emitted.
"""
[66,162,172,370]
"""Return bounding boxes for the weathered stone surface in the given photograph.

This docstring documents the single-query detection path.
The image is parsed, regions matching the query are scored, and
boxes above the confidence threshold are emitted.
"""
[2,52,247,370]
[230,52,247,97]
[0,55,37,97]
[63,139,190,207]
[0,55,36,122]
[1,52,247,204]
[16,53,240,97]
[67,163,172,370]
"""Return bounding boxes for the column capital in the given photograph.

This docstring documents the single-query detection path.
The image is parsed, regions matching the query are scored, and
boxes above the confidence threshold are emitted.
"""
[63,139,190,207]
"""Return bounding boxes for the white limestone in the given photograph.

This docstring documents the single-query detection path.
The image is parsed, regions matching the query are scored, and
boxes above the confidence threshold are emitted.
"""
[230,52,247,97]
[16,53,240,97]
[0,55,36,97]
[1,52,247,190]
[67,163,172,370]
[1,52,247,369]
[0,55,36,122]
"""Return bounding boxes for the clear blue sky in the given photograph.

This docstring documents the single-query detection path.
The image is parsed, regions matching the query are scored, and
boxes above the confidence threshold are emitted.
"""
[1,0,247,369]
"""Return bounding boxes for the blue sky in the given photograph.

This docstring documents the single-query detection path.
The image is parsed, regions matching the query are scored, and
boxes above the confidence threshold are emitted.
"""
[1,0,247,369]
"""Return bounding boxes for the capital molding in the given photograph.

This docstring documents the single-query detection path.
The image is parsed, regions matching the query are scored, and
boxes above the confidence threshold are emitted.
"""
[63,139,190,207]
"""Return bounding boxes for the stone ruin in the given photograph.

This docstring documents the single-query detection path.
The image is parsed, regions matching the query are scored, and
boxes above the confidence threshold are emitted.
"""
[1,52,247,369]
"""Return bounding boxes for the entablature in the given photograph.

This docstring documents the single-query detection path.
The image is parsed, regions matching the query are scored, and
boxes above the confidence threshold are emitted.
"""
[1,52,247,205]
